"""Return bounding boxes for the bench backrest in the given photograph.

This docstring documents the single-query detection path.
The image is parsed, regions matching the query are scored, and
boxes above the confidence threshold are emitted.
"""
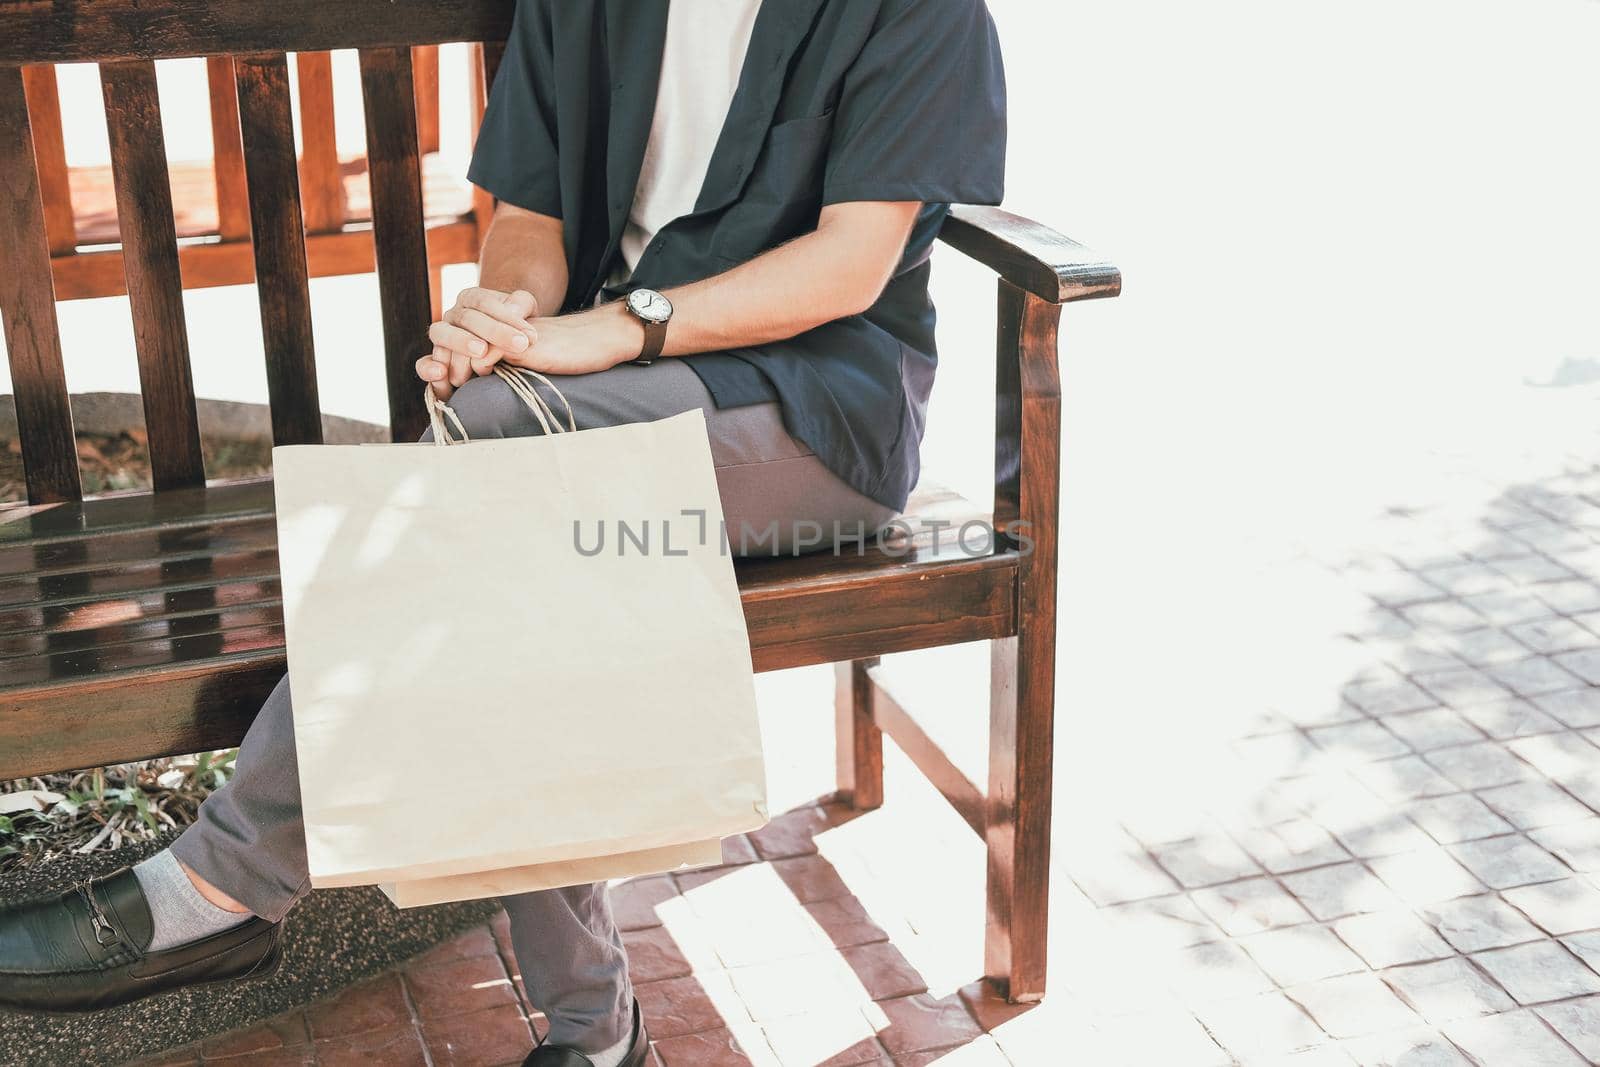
[0,0,516,506]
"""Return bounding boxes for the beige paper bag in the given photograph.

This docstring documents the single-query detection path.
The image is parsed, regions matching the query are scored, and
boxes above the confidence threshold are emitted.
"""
[272,373,767,901]
[379,838,724,908]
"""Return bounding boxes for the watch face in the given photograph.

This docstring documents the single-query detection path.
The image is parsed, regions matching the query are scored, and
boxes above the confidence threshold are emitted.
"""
[627,288,673,324]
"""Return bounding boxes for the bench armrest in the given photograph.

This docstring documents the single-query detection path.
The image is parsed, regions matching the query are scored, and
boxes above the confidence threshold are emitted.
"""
[937,205,1121,305]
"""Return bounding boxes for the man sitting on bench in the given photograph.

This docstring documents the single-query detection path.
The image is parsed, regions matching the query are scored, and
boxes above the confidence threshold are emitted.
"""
[0,1,1005,1063]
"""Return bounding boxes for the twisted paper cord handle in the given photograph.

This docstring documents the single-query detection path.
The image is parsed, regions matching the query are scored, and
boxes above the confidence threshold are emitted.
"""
[424,365,577,445]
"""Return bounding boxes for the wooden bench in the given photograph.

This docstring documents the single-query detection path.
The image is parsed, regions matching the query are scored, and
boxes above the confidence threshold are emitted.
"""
[23,47,491,314]
[0,0,1120,1004]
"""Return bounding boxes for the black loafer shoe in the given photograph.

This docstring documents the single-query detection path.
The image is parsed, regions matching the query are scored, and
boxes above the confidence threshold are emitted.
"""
[0,866,282,1013]
[523,998,649,1066]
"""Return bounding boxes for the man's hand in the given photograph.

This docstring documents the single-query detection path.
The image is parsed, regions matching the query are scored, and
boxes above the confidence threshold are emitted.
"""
[417,287,540,400]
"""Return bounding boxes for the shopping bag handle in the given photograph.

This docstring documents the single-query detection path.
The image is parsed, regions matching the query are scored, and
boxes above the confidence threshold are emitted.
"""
[424,365,577,445]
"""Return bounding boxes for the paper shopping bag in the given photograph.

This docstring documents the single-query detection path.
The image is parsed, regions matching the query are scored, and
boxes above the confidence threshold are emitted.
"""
[272,374,767,899]
[379,837,724,908]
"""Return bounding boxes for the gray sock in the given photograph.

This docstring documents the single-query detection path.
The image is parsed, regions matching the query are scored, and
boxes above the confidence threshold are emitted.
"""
[131,850,253,951]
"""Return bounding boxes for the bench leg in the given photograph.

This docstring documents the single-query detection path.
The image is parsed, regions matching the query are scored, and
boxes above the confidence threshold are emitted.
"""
[834,657,883,810]
[985,626,1055,1002]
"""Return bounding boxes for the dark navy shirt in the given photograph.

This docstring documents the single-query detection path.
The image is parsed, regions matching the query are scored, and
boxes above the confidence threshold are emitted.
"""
[469,0,1007,510]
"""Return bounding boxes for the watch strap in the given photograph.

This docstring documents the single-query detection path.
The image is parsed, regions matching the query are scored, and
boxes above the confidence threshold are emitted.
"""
[630,318,667,366]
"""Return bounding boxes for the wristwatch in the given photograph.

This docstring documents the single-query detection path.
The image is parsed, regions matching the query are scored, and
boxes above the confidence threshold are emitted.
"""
[624,287,673,366]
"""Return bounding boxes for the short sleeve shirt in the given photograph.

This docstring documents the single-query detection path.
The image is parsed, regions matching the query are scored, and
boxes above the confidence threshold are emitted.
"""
[469,0,1008,511]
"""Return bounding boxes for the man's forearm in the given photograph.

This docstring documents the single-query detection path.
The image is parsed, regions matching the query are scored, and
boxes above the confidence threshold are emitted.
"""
[477,204,569,315]
[653,200,921,357]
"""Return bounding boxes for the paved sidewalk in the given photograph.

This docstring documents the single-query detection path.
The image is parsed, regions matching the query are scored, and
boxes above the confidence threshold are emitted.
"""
[126,455,1600,1066]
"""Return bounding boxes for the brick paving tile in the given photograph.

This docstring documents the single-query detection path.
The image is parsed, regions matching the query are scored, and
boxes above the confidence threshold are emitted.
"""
[619,925,696,985]
[1511,731,1600,779]
[1062,842,1180,906]
[1165,939,1279,1003]
[1239,924,1366,987]
[419,1001,536,1067]
[770,854,854,903]
[1448,628,1541,668]
[1471,941,1600,1004]
[1535,995,1600,1062]
[1462,591,1557,629]
[1367,847,1484,906]
[728,952,864,1022]
[1194,992,1326,1060]
[862,994,982,1056]
[1423,742,1535,790]
[1489,656,1587,698]
[402,952,518,1020]
[1535,689,1600,729]
[803,896,892,948]
[1091,1010,1233,1066]
[1531,819,1600,872]
[198,1049,316,1066]
[1287,972,1419,1039]
[636,973,748,1038]
[303,973,411,1041]
[1150,831,1264,888]
[954,980,1033,1034]
[1338,1026,1471,1066]
[892,1035,1011,1065]
[1535,582,1600,617]
[1414,667,1513,709]
[408,924,499,969]
[839,942,927,1002]
[199,1013,310,1059]
[1281,862,1403,920]
[1402,793,1514,844]
[1349,756,1457,803]
[1380,958,1514,1023]
[1444,1009,1589,1066]
[313,1025,431,1067]
[1233,818,1352,874]
[1307,721,1412,763]
[1510,618,1599,656]
[1332,910,1452,969]
[1458,698,1565,740]
[1402,601,1485,634]
[1420,894,1544,953]
[611,874,681,931]
[748,803,850,860]
[1477,780,1595,830]
[1553,649,1600,686]
[652,1026,771,1067]
[721,834,761,866]
[1191,877,1313,936]
[1446,834,1570,890]
[1381,709,1484,752]
[759,1008,884,1066]
[1503,877,1600,935]
[1343,677,1437,717]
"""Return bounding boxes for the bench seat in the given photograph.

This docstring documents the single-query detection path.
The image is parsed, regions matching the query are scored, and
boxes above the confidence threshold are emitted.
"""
[0,478,1016,780]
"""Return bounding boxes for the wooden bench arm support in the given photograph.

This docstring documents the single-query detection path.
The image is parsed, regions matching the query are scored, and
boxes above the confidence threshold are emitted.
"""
[938,204,1121,306]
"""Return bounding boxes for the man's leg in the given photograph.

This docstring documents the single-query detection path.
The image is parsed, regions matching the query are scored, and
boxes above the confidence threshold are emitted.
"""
[169,676,308,923]
[158,360,893,1054]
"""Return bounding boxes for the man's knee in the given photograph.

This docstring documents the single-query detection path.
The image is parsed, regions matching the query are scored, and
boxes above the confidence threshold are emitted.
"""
[442,375,540,440]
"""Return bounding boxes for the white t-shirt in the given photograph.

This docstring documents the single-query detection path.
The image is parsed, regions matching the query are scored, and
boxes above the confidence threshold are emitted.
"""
[609,0,764,286]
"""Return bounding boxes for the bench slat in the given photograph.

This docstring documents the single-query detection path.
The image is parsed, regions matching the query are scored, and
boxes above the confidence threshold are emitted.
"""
[20,66,76,254]
[358,46,432,442]
[294,52,345,234]
[0,579,281,642]
[206,56,251,242]
[235,53,323,446]
[0,1,516,65]
[0,65,80,505]
[100,59,206,491]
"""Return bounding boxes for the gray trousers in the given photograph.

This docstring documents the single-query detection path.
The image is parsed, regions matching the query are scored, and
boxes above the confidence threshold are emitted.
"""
[170,360,896,1052]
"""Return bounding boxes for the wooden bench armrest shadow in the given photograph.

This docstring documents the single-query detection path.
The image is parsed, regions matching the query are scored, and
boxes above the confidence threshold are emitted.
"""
[0,0,1120,1004]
